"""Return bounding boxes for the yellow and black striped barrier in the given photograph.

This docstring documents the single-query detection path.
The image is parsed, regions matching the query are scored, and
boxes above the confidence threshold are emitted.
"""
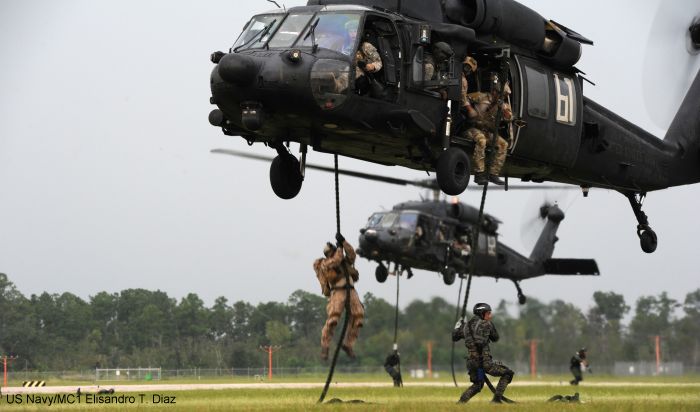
[22,381,46,387]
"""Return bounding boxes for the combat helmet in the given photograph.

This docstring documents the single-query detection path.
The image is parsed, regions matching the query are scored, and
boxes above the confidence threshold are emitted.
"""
[432,41,454,62]
[473,302,492,318]
[463,56,477,73]
[323,242,337,257]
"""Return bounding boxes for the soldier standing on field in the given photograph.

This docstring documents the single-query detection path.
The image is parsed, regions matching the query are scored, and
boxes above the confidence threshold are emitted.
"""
[384,349,403,387]
[570,348,589,385]
[453,302,515,404]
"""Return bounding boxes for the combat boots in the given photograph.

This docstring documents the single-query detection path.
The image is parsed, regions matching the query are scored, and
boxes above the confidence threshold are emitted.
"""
[474,172,488,185]
[488,174,505,185]
[342,344,356,359]
[492,394,516,404]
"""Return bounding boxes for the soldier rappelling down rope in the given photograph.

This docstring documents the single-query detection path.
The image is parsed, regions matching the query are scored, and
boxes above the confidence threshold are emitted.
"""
[453,303,515,404]
[314,233,364,360]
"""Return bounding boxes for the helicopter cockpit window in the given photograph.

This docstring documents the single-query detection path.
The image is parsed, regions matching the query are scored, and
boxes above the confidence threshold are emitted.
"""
[267,13,314,49]
[380,212,398,228]
[232,14,282,51]
[366,212,386,228]
[299,13,361,56]
[397,212,419,230]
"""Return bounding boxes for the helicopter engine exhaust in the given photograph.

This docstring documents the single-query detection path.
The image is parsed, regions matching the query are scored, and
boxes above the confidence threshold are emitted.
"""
[444,0,583,67]
[691,20,700,50]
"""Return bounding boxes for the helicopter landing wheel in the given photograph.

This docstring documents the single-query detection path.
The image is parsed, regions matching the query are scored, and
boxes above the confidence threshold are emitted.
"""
[375,263,389,283]
[441,267,457,285]
[436,147,470,195]
[518,293,527,305]
[513,280,527,305]
[269,154,303,199]
[638,228,658,254]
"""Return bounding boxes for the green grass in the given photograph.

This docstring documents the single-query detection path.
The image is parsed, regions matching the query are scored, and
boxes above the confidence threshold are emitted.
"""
[7,372,700,387]
[2,378,700,411]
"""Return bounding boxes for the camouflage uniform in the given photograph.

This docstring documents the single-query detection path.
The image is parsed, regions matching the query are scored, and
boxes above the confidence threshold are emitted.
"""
[569,350,588,385]
[464,91,512,175]
[313,241,364,357]
[423,54,436,81]
[453,317,514,403]
[384,351,403,387]
[355,42,382,79]
[333,42,382,94]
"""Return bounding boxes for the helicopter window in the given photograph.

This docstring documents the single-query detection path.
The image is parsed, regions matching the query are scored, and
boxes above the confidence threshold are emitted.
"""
[380,213,398,228]
[554,73,576,125]
[232,14,283,51]
[267,13,314,49]
[524,65,549,119]
[298,13,361,56]
[311,59,352,109]
[366,212,386,228]
[397,213,419,230]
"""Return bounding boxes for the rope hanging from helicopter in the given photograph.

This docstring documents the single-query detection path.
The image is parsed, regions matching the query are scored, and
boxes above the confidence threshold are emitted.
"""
[318,154,352,404]
[391,264,403,386]
[450,275,465,386]
[450,50,512,387]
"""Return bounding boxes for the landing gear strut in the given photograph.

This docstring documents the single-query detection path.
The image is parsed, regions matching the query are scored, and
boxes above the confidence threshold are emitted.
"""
[512,280,527,305]
[626,193,658,253]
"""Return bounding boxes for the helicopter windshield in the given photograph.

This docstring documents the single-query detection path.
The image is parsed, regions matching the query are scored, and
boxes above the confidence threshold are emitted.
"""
[380,213,398,228]
[366,212,386,228]
[298,13,361,56]
[232,14,282,51]
[267,13,314,48]
[397,212,419,230]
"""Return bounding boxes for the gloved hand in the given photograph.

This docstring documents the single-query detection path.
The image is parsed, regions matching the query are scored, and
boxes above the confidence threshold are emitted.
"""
[454,318,464,330]
[357,60,367,70]
[336,232,345,244]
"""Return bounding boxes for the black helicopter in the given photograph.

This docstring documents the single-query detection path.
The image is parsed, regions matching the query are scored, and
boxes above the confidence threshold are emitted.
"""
[357,198,599,304]
[212,148,599,304]
[208,0,700,254]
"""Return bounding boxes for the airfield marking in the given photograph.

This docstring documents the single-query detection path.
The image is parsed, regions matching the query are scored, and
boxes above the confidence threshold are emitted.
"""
[2,381,700,395]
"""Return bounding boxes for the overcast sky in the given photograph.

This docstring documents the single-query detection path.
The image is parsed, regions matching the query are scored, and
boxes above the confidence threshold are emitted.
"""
[1,0,699,315]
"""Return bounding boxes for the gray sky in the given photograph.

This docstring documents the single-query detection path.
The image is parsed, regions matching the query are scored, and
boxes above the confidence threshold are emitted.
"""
[1,0,699,314]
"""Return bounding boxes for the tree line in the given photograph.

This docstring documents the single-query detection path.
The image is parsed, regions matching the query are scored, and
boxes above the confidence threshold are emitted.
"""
[0,273,698,371]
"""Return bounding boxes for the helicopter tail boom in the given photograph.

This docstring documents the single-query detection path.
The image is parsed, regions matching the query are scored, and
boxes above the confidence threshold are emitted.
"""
[665,68,700,185]
[543,258,599,276]
[528,204,564,263]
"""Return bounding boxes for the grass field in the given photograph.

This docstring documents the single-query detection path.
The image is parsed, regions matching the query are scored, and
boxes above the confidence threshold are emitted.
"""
[2,375,699,411]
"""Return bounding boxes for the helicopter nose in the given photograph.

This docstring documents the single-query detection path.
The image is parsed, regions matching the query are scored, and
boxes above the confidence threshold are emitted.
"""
[363,229,378,241]
[217,53,257,86]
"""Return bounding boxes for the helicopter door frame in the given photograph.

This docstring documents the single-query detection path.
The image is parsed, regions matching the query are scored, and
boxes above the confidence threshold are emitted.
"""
[357,12,402,103]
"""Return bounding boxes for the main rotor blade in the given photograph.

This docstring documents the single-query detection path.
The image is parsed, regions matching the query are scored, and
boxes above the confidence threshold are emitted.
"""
[211,148,580,192]
[210,148,436,189]
[466,184,578,191]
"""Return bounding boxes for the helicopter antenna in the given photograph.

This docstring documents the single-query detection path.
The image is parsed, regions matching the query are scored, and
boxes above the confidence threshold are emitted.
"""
[266,0,281,8]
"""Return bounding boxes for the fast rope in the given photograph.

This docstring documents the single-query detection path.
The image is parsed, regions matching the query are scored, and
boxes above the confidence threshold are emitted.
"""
[449,51,511,388]
[449,179,487,386]
[450,276,464,387]
[392,266,402,386]
[318,154,351,404]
